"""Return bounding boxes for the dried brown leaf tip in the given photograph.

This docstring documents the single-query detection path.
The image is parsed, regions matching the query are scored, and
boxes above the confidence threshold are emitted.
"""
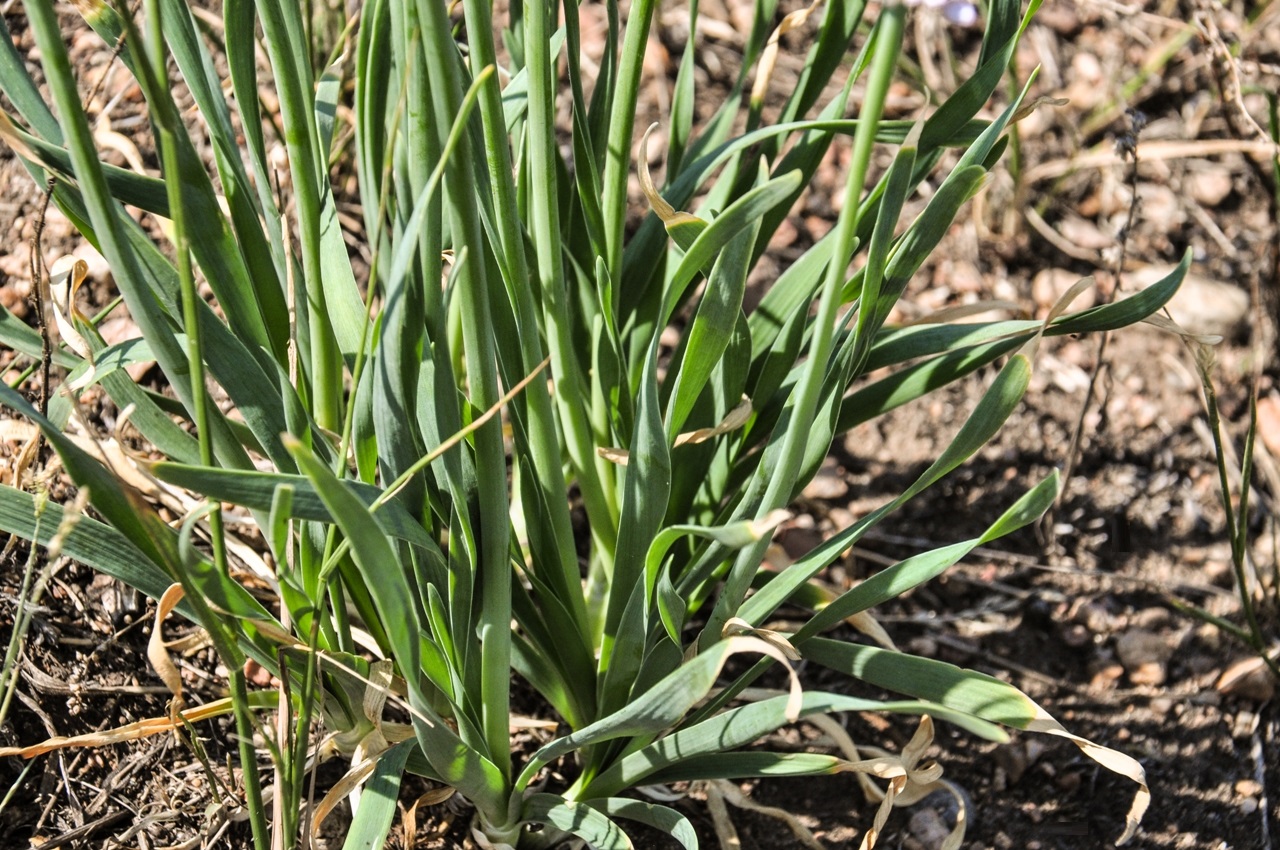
[147,583,189,718]
[751,0,825,109]
[638,123,702,229]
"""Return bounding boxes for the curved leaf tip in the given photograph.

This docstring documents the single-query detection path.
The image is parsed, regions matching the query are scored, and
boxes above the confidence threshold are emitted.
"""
[639,123,702,229]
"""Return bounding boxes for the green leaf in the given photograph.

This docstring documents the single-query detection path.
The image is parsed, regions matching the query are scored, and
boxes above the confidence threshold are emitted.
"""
[795,473,1060,639]
[836,249,1190,433]
[0,302,78,369]
[148,463,440,555]
[664,0,699,177]
[586,692,1004,798]
[801,639,1039,728]
[257,0,342,428]
[268,484,294,565]
[0,13,60,138]
[285,437,509,818]
[644,752,844,784]
[659,170,805,326]
[55,334,201,467]
[848,127,918,374]
[520,638,781,790]
[737,353,1032,623]
[523,794,632,850]
[0,378,175,573]
[584,798,698,850]
[599,342,671,701]
[0,116,172,214]
[286,439,420,670]
[341,741,414,850]
[918,0,1042,152]
[841,164,987,306]
[781,0,869,123]
[20,0,285,475]
[157,0,288,358]
[600,0,658,296]
[0,486,171,602]
[837,337,1022,430]
[665,179,760,439]
[700,6,906,647]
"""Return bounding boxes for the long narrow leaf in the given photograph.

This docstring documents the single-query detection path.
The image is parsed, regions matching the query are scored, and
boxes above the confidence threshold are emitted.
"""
[523,794,632,850]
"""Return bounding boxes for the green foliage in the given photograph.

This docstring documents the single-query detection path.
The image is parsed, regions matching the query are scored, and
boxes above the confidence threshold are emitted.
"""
[0,0,1186,846]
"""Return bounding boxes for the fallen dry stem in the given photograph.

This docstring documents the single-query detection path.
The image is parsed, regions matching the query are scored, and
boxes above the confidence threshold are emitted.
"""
[1023,138,1279,184]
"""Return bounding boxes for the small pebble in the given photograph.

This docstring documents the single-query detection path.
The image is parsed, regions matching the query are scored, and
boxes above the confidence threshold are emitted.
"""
[1235,779,1263,797]
[1216,656,1277,702]
[802,465,848,501]
[1130,607,1171,630]
[1061,623,1091,648]
[1186,167,1233,206]
[1116,629,1173,685]
[1131,661,1166,687]
[1131,266,1250,340]
[907,807,951,850]
[1231,711,1258,739]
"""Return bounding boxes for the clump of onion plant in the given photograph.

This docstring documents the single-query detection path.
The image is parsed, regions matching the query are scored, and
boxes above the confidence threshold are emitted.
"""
[0,0,1184,846]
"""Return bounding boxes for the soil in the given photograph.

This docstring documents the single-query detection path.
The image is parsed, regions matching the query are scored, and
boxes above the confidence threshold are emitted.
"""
[2,1,1279,849]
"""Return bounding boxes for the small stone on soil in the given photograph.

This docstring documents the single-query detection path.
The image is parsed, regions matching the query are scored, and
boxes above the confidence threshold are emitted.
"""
[1214,656,1277,702]
[1115,628,1175,686]
[1186,166,1234,206]
[802,461,848,501]
[906,806,952,850]
[1131,265,1250,340]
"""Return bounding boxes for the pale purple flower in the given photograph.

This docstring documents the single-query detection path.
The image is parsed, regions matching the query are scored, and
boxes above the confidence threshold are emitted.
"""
[906,0,981,27]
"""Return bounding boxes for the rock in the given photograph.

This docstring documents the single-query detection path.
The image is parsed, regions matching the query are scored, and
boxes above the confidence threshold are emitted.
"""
[1256,394,1280,460]
[97,316,153,381]
[1135,184,1182,228]
[826,506,855,530]
[1063,52,1106,110]
[1090,662,1124,691]
[768,216,799,250]
[1076,600,1116,634]
[1131,661,1167,687]
[1032,268,1096,314]
[1055,770,1082,793]
[1129,265,1250,341]
[244,659,276,688]
[1190,689,1222,706]
[1215,656,1277,702]
[802,460,848,501]
[1037,0,1085,34]
[1115,629,1174,666]
[0,259,30,315]
[71,243,111,283]
[1231,710,1259,739]
[1130,607,1171,630]
[936,259,984,294]
[993,739,1047,785]
[1061,622,1091,648]
[778,517,823,560]
[1235,779,1263,798]
[1059,213,1113,249]
[907,807,952,850]
[1115,629,1174,685]
[1204,557,1235,587]
[1186,166,1234,206]
[907,636,938,657]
